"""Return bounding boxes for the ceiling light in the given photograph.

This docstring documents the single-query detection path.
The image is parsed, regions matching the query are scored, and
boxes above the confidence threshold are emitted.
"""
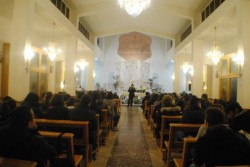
[118,0,151,17]
[207,27,223,65]
[43,22,62,61]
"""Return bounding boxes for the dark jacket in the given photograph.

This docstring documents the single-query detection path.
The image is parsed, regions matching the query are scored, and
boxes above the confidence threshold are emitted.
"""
[181,109,205,124]
[69,106,97,147]
[0,126,56,166]
[194,125,250,166]
[128,87,136,97]
[46,106,69,120]
[230,110,250,133]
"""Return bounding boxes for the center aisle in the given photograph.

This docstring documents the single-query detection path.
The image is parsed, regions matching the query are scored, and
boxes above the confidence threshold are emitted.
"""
[91,106,165,167]
[106,106,152,166]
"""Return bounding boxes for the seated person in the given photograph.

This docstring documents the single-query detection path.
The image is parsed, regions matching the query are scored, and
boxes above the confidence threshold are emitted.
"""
[69,94,98,151]
[0,106,56,166]
[141,92,150,110]
[194,107,250,166]
[229,110,250,138]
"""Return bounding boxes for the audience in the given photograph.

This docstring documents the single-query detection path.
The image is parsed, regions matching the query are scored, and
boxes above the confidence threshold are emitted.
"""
[194,107,250,166]
[102,92,120,131]
[0,106,56,166]
[22,92,44,118]
[69,94,98,151]
[45,93,69,120]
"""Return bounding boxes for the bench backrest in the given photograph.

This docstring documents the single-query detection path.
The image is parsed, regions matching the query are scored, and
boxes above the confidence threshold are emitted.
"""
[0,157,37,167]
[166,123,202,167]
[35,119,89,167]
[160,116,182,151]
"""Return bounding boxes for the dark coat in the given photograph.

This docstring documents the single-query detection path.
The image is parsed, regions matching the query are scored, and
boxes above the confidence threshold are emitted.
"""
[181,109,205,124]
[69,106,97,147]
[194,125,250,166]
[128,87,136,97]
[0,126,56,166]
[46,106,69,120]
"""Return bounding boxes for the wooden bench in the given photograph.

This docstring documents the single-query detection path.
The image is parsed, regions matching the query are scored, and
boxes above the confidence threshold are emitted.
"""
[165,123,202,167]
[35,119,89,167]
[174,137,197,167]
[39,131,83,167]
[160,116,182,154]
[100,109,109,142]
[95,114,102,151]
[113,99,121,113]
[0,157,37,167]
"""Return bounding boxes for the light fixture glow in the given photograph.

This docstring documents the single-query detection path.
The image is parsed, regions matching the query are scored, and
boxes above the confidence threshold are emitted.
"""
[207,27,224,65]
[43,22,62,61]
[118,0,151,17]
[181,63,192,74]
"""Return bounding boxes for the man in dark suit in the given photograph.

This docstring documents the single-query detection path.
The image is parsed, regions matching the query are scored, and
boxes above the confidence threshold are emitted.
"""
[128,84,136,107]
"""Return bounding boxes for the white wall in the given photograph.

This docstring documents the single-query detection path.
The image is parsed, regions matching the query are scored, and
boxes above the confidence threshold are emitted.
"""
[94,33,174,93]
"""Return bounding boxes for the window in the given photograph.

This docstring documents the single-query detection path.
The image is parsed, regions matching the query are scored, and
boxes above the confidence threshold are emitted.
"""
[219,53,240,101]
[30,47,49,97]
[50,0,70,19]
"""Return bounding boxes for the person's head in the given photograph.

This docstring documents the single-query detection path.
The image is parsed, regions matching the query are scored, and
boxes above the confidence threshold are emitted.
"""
[107,92,113,99]
[23,92,39,107]
[80,94,92,108]
[162,94,174,107]
[50,93,65,107]
[190,95,201,110]
[225,101,243,122]
[131,84,134,87]
[66,97,76,107]
[145,92,150,96]
[201,93,208,100]
[10,106,36,129]
[205,107,225,127]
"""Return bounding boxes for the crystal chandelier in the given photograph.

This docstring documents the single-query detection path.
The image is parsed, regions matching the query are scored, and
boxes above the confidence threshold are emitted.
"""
[207,27,223,65]
[118,0,151,17]
[43,22,61,61]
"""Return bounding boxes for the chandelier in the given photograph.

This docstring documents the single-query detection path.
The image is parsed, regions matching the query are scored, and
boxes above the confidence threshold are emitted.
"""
[118,0,151,17]
[43,22,61,61]
[207,27,223,65]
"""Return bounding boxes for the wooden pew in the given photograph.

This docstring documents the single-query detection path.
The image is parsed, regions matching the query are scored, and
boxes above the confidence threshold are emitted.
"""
[35,119,89,167]
[174,137,250,167]
[100,109,109,142]
[113,99,121,113]
[165,123,202,167]
[0,157,37,167]
[174,137,197,167]
[95,114,102,151]
[160,116,182,154]
[39,131,83,167]
[149,105,154,131]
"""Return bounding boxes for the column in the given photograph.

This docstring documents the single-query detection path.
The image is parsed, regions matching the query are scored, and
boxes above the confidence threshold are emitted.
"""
[64,37,77,96]
[86,50,94,90]
[192,40,204,97]
[174,54,190,94]
[236,0,250,108]
[9,0,35,100]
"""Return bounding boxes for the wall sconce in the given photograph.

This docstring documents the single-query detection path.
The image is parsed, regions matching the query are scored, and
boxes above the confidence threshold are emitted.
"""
[60,81,65,90]
[215,70,219,78]
[171,74,175,80]
[74,61,89,73]
[181,63,193,74]
[24,46,34,72]
[93,72,96,78]
[232,54,244,78]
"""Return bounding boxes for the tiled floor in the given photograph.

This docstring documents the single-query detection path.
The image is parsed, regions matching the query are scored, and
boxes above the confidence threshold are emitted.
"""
[91,106,166,167]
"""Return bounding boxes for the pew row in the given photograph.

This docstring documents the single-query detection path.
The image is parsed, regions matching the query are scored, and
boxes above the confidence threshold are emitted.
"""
[165,123,202,167]
[0,157,37,167]
[39,131,83,167]
[35,119,89,167]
